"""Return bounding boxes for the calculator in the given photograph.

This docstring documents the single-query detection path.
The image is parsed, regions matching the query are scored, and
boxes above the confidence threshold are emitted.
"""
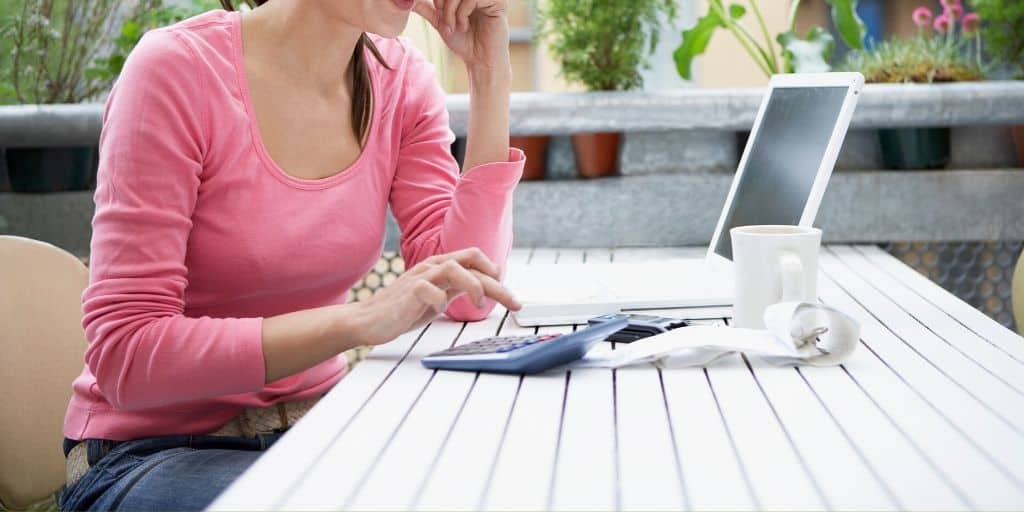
[587,313,689,343]
[421,316,628,374]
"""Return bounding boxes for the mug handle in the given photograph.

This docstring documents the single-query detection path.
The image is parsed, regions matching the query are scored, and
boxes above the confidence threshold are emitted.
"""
[779,251,804,302]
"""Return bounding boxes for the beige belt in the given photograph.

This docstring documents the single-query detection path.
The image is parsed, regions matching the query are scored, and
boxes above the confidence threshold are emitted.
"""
[65,397,321,488]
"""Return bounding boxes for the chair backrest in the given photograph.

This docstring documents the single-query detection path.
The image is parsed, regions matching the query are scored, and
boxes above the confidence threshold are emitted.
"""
[0,236,88,510]
[1014,249,1024,336]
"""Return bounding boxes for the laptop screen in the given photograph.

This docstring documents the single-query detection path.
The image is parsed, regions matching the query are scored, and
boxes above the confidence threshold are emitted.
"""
[713,86,849,260]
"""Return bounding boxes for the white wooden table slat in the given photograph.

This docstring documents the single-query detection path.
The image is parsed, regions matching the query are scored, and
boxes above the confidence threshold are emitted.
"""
[416,369,521,510]
[281,321,468,510]
[795,362,960,511]
[614,364,687,511]
[704,354,827,509]
[546,250,620,510]
[742,355,896,509]
[211,246,1024,512]
[837,246,1024,383]
[346,314,506,510]
[830,247,1024,409]
[482,248,606,510]
[818,261,1024,509]
[856,245,1024,363]
[209,325,429,511]
[821,251,1024,486]
[660,366,755,510]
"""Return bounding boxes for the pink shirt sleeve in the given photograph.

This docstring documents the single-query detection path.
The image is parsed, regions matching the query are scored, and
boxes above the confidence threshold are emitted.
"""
[82,29,266,411]
[389,45,525,322]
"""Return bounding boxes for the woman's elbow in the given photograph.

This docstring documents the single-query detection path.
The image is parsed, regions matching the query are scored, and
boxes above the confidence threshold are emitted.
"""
[88,356,150,411]
[83,324,157,411]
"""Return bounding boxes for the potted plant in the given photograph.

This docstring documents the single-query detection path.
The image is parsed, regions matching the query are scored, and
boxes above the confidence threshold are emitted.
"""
[971,0,1024,165]
[673,0,866,80]
[842,0,984,169]
[1,0,121,192]
[509,133,549,181]
[1,0,216,193]
[535,0,676,179]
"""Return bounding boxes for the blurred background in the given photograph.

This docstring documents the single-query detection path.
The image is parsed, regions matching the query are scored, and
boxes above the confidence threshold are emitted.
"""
[1,0,1022,330]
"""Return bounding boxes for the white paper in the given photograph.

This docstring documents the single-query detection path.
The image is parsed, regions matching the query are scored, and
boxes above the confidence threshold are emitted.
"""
[571,301,860,369]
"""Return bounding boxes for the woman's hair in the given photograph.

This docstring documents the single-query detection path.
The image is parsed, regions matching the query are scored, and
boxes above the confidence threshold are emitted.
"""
[219,0,391,146]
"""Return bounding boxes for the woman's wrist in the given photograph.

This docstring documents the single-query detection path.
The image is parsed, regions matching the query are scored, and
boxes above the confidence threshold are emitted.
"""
[329,301,378,349]
[466,60,513,93]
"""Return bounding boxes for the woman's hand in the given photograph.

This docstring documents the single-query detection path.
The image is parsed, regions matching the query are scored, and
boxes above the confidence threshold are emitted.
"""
[352,247,521,345]
[413,0,510,75]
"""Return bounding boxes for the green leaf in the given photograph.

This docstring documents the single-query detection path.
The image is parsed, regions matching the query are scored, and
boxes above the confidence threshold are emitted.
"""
[673,9,725,80]
[778,27,835,73]
[825,0,866,50]
[121,20,141,41]
[107,54,126,75]
[673,1,747,82]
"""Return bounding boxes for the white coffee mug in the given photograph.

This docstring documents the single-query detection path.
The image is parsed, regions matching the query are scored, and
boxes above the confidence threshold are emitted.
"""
[730,225,822,329]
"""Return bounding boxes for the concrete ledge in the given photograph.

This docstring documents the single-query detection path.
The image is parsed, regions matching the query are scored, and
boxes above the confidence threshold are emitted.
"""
[0,104,103,148]
[3,82,1023,147]
[507,169,1024,247]
[5,170,1022,255]
[454,81,1024,135]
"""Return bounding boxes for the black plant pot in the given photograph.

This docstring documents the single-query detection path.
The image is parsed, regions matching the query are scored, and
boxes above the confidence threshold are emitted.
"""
[6,146,98,193]
[878,127,951,170]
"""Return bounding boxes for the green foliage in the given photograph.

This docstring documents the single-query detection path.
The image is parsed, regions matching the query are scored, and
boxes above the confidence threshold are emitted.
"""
[971,0,1024,78]
[0,0,19,104]
[88,0,220,85]
[674,0,866,80]
[674,3,745,80]
[535,0,677,91]
[1,0,122,104]
[842,35,983,83]
[0,0,218,105]
[826,0,866,51]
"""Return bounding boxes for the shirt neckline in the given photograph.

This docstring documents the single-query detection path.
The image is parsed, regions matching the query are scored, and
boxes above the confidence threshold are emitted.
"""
[230,10,379,191]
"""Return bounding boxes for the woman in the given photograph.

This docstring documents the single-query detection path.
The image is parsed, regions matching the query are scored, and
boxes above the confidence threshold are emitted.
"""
[58,0,522,509]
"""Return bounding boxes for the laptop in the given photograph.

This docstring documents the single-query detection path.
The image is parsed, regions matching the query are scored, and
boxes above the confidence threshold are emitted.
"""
[509,72,865,326]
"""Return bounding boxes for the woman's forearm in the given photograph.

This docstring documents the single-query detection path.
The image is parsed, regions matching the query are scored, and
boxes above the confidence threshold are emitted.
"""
[462,64,512,173]
[261,302,369,383]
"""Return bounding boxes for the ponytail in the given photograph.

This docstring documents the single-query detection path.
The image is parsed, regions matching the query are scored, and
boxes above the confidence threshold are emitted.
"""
[219,0,391,146]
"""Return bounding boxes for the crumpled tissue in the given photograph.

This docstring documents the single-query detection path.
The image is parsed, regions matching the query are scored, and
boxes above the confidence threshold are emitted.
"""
[572,301,860,369]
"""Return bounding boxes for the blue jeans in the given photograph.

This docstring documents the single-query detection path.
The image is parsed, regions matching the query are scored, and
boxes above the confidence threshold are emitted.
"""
[58,432,285,511]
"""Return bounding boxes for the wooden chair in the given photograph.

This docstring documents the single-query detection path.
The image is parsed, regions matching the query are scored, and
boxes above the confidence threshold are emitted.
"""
[0,236,88,510]
[1014,249,1024,336]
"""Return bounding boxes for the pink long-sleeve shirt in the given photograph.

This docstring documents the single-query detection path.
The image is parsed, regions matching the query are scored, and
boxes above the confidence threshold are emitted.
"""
[64,10,523,441]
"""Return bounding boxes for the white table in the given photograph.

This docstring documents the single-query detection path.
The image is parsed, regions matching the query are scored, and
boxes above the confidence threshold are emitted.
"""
[210,245,1024,511]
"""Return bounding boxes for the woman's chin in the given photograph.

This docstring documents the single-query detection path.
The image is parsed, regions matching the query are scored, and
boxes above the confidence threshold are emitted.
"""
[372,14,411,38]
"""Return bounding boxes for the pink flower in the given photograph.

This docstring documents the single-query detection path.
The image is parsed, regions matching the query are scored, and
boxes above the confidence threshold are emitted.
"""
[945,3,964,20]
[912,7,934,27]
[933,13,952,33]
[962,12,981,34]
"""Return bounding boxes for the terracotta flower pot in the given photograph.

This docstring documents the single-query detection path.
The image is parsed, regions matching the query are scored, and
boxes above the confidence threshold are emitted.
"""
[571,132,620,179]
[510,135,550,181]
[1012,125,1024,167]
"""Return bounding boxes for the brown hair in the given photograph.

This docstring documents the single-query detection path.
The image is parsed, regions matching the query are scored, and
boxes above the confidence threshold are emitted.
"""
[219,0,390,146]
